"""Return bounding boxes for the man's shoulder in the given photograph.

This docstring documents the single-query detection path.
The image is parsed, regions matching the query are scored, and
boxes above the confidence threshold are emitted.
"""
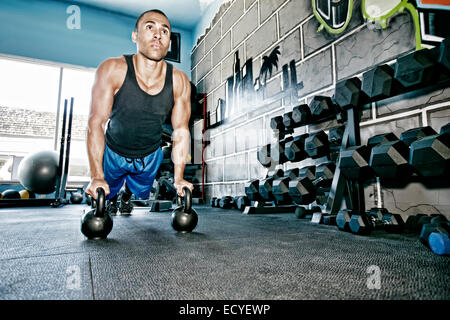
[95,56,128,88]
[171,66,189,88]
[98,56,127,73]
[171,65,188,81]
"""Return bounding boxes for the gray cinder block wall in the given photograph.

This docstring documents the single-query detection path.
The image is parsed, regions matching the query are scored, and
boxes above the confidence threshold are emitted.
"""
[190,0,450,220]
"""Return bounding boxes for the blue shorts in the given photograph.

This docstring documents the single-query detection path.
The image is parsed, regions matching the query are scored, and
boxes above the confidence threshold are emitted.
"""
[103,144,163,200]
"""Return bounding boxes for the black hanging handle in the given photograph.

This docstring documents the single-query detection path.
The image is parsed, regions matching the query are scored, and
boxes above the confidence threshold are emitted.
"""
[176,187,192,213]
[95,187,106,218]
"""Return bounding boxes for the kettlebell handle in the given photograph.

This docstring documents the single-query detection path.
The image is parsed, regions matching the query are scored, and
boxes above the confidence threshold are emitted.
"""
[95,187,106,218]
[176,187,192,213]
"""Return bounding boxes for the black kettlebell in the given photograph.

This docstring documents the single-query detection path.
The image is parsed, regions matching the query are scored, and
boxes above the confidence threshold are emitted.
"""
[171,187,198,232]
[70,192,83,204]
[81,187,113,239]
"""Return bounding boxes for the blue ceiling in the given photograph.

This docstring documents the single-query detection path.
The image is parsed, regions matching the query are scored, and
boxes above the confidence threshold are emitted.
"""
[69,0,222,30]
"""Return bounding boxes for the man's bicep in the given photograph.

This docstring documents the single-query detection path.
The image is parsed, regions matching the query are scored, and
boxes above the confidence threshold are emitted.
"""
[89,66,115,128]
[171,98,191,130]
[171,72,191,129]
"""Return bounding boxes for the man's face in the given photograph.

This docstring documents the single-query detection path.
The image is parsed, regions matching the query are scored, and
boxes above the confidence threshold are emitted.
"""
[132,12,171,62]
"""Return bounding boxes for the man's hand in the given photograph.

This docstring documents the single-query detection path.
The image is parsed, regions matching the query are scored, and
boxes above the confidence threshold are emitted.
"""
[86,178,110,200]
[174,179,194,197]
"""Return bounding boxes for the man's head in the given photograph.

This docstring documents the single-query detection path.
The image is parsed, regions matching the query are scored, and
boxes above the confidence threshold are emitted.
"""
[132,9,171,62]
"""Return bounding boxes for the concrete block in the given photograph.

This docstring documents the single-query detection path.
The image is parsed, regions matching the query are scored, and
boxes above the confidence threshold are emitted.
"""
[235,117,264,152]
[206,158,224,183]
[212,31,231,65]
[224,153,248,181]
[191,41,205,68]
[260,0,288,23]
[278,0,311,37]
[223,129,236,156]
[205,21,222,54]
[232,3,258,48]
[246,15,278,59]
[204,64,222,93]
[335,13,415,80]
[223,0,245,33]
[296,48,333,98]
[245,0,257,10]
[197,52,212,81]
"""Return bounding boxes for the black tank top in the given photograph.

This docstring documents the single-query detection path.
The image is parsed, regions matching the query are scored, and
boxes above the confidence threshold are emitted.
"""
[105,54,174,158]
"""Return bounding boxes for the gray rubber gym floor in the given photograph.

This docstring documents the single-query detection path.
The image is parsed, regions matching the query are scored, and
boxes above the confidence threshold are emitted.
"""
[0,204,448,300]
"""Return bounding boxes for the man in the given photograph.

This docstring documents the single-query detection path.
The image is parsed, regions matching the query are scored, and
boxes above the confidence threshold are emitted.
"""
[85,9,193,215]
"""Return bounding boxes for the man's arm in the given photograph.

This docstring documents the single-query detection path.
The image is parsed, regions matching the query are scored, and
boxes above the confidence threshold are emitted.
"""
[85,58,122,199]
[171,68,193,196]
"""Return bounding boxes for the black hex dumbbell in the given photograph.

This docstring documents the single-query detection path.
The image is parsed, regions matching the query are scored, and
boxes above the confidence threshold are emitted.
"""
[328,125,345,162]
[394,48,440,89]
[292,104,312,126]
[272,168,299,205]
[219,196,233,209]
[288,162,335,205]
[295,206,321,219]
[400,126,437,146]
[409,123,450,180]
[305,130,330,159]
[298,165,316,181]
[336,209,352,231]
[245,179,262,201]
[235,195,250,211]
[339,132,399,182]
[257,143,271,168]
[429,36,449,72]
[339,145,375,182]
[349,208,404,235]
[334,77,368,110]
[258,169,285,201]
[282,111,295,130]
[315,189,330,206]
[362,64,404,102]
[404,214,427,234]
[270,115,285,131]
[370,127,439,185]
[328,125,345,147]
[284,134,309,162]
[309,96,337,120]
[271,137,294,164]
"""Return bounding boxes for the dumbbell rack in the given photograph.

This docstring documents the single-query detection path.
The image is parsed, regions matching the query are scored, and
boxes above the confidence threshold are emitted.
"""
[252,61,450,217]
[326,74,450,217]
[243,39,450,216]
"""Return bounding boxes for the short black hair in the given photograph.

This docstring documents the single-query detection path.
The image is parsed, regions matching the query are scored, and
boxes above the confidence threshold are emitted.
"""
[134,9,170,31]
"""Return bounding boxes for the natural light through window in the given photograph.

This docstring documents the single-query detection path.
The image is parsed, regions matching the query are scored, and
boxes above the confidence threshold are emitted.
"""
[0,56,95,182]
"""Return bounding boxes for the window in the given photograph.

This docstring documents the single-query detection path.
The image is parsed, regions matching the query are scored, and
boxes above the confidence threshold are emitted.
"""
[0,56,95,183]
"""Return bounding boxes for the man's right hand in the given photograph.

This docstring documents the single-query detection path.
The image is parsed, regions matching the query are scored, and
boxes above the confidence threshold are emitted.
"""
[86,178,110,200]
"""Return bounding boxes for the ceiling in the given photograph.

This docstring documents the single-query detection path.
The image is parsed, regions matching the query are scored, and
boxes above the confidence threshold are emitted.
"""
[69,0,220,30]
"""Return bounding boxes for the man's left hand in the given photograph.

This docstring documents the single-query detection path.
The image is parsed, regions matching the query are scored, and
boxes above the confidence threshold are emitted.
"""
[174,179,194,197]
